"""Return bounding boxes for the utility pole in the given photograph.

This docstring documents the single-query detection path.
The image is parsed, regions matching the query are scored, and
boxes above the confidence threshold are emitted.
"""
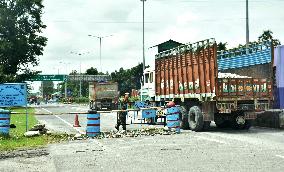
[70,52,89,97]
[88,34,113,73]
[246,0,249,54]
[141,0,146,72]
[79,60,82,97]
[99,37,102,73]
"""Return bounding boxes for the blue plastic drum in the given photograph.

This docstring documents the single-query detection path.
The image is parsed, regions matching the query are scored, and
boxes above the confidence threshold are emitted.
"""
[166,107,180,133]
[86,110,100,137]
[0,109,11,135]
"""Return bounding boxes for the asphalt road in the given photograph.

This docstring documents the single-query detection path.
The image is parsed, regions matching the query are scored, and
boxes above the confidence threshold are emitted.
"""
[1,103,284,172]
[34,103,163,134]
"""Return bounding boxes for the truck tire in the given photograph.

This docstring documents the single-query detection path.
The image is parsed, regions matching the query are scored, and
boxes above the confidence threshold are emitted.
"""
[89,101,94,109]
[178,106,189,129]
[232,116,252,130]
[188,106,204,131]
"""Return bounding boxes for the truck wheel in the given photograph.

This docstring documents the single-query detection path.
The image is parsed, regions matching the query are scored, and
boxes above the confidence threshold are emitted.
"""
[233,116,252,130]
[178,106,189,129]
[188,106,204,131]
[89,101,94,109]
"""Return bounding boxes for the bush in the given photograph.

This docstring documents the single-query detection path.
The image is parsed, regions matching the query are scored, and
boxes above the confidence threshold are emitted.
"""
[74,97,89,104]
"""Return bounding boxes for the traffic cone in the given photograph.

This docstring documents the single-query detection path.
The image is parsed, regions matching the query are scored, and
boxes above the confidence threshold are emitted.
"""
[73,114,81,127]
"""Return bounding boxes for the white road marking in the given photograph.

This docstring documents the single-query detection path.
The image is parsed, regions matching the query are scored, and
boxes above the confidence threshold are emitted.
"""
[275,155,284,159]
[41,108,85,135]
[40,108,53,114]
[195,135,227,144]
[40,107,108,151]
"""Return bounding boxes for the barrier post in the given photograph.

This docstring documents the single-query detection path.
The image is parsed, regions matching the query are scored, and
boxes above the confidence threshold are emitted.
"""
[0,109,11,135]
[86,110,100,137]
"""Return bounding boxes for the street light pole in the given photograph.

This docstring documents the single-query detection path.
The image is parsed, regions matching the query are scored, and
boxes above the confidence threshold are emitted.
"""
[79,60,82,97]
[141,0,146,72]
[88,34,113,73]
[71,51,89,98]
[60,61,70,99]
[246,0,249,54]
[99,37,102,73]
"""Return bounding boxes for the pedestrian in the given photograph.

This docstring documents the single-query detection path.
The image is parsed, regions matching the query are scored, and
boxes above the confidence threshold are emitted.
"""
[115,93,129,131]
[115,105,127,131]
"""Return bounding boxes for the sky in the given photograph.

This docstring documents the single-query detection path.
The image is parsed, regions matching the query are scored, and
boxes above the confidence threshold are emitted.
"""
[33,0,284,75]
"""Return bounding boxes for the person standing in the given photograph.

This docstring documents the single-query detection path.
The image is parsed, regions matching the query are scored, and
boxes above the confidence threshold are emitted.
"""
[115,93,129,131]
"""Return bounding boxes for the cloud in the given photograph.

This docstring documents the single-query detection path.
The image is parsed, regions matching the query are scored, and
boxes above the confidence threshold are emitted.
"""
[35,0,284,76]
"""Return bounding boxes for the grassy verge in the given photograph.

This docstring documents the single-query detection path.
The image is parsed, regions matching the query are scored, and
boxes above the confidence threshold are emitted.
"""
[0,107,71,151]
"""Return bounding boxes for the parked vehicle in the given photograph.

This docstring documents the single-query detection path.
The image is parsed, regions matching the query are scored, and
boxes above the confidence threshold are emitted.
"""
[89,82,119,110]
[140,38,274,131]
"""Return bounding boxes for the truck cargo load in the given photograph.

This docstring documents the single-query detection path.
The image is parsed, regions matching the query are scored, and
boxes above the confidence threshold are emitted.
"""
[89,82,119,110]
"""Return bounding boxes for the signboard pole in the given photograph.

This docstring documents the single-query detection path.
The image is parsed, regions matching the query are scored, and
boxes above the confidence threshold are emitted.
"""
[26,104,28,132]
[25,83,28,132]
[65,81,67,99]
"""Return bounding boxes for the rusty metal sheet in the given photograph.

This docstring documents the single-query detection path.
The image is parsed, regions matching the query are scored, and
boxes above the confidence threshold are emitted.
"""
[155,39,217,99]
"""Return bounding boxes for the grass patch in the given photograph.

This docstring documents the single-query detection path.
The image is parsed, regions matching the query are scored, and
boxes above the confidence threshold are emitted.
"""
[0,107,71,151]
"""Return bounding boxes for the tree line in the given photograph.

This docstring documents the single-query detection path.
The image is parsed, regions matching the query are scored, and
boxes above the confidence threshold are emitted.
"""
[0,0,282,99]
[217,30,281,51]
[55,63,144,98]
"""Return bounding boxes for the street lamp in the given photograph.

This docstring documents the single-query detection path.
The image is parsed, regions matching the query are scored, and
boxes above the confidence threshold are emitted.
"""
[59,61,71,98]
[88,34,113,73]
[141,0,146,72]
[246,0,249,54]
[70,51,90,97]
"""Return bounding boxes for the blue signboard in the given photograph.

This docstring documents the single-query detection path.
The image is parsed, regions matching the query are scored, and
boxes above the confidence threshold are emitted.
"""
[0,83,27,107]
[142,109,156,119]
[134,101,149,109]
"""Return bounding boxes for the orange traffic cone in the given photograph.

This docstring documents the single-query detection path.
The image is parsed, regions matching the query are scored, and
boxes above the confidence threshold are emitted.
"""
[73,114,81,127]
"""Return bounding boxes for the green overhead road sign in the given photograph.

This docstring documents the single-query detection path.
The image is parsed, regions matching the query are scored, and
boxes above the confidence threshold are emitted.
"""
[27,74,111,82]
[27,75,67,81]
[67,75,111,82]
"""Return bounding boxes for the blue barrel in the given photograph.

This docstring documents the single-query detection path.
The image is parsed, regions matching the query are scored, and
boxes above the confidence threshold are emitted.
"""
[86,110,100,137]
[166,107,180,133]
[0,109,11,135]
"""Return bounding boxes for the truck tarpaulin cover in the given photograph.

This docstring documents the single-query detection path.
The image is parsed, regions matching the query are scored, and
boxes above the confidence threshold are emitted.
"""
[155,39,217,100]
[89,82,118,100]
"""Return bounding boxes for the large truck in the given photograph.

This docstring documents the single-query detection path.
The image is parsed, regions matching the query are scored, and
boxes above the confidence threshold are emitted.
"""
[89,82,119,110]
[141,38,273,131]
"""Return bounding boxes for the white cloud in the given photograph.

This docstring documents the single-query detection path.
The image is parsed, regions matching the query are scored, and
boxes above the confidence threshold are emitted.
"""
[34,0,284,76]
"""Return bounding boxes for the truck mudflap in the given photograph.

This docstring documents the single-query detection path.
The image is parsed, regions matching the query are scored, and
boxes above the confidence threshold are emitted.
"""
[244,111,258,120]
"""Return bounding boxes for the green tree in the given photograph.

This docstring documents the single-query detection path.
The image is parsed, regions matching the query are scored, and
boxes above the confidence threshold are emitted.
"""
[111,63,144,96]
[85,67,98,75]
[217,42,227,51]
[258,30,281,46]
[40,81,54,98]
[0,0,47,82]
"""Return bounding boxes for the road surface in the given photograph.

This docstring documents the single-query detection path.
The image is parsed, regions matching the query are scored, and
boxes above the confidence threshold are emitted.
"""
[34,103,162,134]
